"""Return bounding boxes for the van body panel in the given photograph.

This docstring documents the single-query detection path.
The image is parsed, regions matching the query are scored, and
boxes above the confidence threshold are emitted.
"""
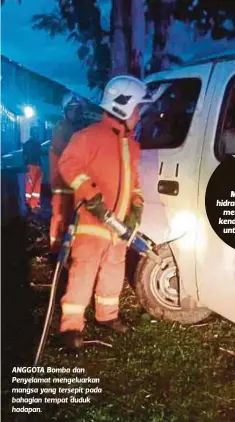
[196,60,235,322]
[139,63,213,299]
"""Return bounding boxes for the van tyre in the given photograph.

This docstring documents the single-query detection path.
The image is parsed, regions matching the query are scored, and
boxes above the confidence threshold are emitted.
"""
[134,243,211,325]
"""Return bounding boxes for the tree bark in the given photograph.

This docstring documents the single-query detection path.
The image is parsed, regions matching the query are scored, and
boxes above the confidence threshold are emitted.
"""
[130,0,146,78]
[151,0,176,72]
[110,0,129,77]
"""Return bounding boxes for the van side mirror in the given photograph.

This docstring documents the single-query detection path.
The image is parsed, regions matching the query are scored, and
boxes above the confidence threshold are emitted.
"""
[222,130,235,156]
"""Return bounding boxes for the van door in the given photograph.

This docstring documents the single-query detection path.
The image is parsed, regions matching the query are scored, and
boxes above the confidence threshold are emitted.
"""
[140,64,214,244]
[196,60,235,322]
[140,63,213,299]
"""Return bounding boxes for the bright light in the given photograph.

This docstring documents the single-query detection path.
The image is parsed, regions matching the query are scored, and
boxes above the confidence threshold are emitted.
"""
[168,211,197,250]
[170,211,197,238]
[168,210,209,251]
[24,106,35,119]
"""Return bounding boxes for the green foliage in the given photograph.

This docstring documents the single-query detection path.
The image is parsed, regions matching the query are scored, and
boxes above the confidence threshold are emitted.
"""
[59,0,111,90]
[32,11,67,38]
[30,0,111,90]
[146,0,235,73]
[174,0,235,40]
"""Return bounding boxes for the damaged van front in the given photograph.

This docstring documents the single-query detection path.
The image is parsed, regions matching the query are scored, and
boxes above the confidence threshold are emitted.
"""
[133,53,235,324]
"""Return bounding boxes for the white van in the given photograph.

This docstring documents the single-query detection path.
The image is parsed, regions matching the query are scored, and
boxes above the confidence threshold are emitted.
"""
[133,52,235,324]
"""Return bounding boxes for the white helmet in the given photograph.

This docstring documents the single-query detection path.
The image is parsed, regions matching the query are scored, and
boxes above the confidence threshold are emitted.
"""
[62,92,81,110]
[100,75,153,120]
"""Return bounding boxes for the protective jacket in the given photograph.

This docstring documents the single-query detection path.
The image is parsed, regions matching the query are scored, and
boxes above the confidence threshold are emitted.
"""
[58,113,144,332]
[49,119,77,251]
[59,113,144,240]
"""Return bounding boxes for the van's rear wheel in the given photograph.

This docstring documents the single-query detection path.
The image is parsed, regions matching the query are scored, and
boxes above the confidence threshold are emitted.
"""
[134,243,211,325]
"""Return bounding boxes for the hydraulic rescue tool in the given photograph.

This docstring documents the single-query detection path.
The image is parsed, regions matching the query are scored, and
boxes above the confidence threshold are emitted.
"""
[34,203,160,365]
[103,211,160,262]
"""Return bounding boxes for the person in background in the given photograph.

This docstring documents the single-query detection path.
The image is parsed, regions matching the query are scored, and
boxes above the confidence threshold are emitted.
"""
[23,125,42,212]
[58,75,153,349]
[49,92,83,256]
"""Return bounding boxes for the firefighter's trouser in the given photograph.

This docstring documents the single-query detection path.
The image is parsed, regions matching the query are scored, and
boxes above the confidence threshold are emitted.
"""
[25,165,42,209]
[60,234,127,332]
[50,191,74,254]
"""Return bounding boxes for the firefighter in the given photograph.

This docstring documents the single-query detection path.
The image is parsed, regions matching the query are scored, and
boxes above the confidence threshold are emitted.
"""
[23,125,42,211]
[58,75,153,349]
[49,92,83,255]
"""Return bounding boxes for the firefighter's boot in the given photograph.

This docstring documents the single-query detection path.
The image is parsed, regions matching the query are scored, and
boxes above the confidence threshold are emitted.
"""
[60,330,84,350]
[96,318,128,333]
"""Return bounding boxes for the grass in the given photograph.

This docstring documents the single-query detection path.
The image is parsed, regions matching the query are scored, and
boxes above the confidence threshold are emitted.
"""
[2,218,235,422]
[15,284,235,422]
[41,296,235,422]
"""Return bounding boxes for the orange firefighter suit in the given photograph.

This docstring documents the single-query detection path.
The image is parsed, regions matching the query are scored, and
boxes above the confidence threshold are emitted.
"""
[23,138,42,209]
[58,113,143,332]
[49,120,77,253]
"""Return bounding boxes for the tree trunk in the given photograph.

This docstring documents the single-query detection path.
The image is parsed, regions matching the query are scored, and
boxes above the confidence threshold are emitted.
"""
[151,0,176,72]
[130,0,146,79]
[110,0,129,76]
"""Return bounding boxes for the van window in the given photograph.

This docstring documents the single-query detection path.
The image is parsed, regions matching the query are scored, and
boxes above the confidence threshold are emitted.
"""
[214,76,235,161]
[138,78,201,149]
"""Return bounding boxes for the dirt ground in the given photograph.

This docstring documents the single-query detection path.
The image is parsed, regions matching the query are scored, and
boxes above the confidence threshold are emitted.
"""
[2,214,235,422]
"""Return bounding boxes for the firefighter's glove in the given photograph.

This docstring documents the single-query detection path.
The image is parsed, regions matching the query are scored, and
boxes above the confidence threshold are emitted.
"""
[124,204,143,232]
[85,193,108,222]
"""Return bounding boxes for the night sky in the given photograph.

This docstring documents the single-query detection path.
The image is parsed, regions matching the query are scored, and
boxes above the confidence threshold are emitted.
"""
[2,0,235,100]
[1,0,111,98]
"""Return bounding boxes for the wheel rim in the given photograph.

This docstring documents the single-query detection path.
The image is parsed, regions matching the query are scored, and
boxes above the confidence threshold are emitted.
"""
[149,257,181,310]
